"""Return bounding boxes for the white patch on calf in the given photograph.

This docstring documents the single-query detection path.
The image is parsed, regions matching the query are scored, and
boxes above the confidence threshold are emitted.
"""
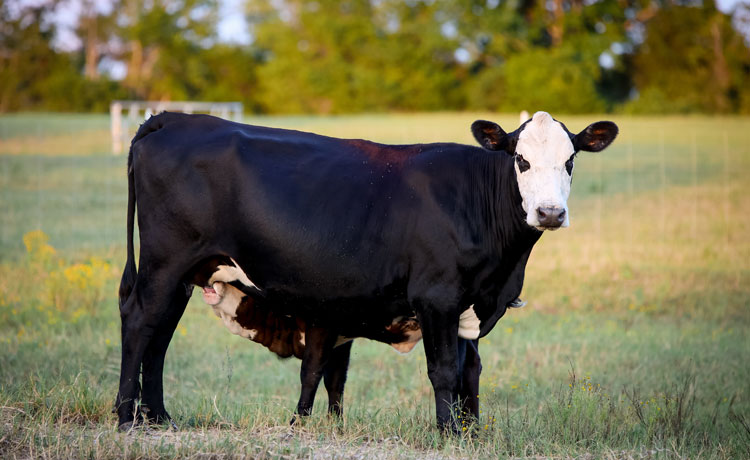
[390,327,422,354]
[515,111,575,229]
[208,258,259,290]
[202,259,263,339]
[458,305,481,340]
[204,282,258,340]
[383,316,423,354]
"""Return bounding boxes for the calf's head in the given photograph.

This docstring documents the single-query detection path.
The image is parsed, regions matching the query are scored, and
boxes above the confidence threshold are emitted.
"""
[472,111,618,230]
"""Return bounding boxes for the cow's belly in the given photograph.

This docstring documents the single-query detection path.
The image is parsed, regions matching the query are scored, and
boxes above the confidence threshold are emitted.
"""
[196,258,479,357]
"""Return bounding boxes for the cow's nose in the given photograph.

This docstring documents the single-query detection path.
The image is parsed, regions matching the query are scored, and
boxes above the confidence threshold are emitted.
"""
[537,207,565,228]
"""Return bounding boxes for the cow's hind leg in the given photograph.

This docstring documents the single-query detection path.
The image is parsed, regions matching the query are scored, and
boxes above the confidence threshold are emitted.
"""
[116,270,186,431]
[323,340,353,417]
[291,325,338,424]
[140,283,191,428]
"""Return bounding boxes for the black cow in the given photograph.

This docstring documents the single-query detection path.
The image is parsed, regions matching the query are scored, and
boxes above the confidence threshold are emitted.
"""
[116,111,617,432]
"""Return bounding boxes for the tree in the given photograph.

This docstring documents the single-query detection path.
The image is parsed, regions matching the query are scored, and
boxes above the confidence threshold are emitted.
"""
[458,0,630,112]
[1,0,749,114]
[250,0,464,113]
[501,45,606,113]
[117,0,220,100]
[0,2,83,111]
[75,0,118,81]
[629,2,750,113]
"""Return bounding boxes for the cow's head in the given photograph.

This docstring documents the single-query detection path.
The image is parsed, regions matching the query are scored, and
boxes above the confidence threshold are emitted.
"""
[472,111,618,230]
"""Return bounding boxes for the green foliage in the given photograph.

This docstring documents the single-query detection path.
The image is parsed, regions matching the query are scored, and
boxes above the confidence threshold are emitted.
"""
[630,5,750,114]
[501,45,606,114]
[251,0,464,113]
[0,3,128,112]
[1,1,750,113]
[0,231,118,329]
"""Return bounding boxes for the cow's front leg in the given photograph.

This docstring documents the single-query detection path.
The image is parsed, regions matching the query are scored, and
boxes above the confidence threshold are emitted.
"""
[291,325,338,424]
[457,338,481,422]
[416,301,460,433]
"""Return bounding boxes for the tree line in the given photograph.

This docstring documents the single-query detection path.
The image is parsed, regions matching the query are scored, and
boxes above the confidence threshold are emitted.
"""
[1,0,749,114]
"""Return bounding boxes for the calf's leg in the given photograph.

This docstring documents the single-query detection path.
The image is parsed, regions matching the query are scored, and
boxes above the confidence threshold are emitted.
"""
[291,325,338,423]
[323,340,353,417]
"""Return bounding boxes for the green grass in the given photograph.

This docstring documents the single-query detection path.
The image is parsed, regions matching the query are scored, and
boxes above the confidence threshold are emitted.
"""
[1,113,749,458]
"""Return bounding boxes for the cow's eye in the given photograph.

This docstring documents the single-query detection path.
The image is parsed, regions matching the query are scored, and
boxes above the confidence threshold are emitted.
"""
[565,155,575,175]
[516,154,530,173]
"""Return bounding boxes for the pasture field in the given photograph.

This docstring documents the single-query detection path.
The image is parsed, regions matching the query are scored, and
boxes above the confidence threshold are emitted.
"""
[0,113,748,459]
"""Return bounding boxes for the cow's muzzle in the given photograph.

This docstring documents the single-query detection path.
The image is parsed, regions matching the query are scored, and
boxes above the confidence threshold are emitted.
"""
[537,206,566,229]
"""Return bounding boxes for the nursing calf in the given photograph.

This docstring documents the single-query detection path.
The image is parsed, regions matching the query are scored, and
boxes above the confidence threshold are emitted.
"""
[116,111,617,432]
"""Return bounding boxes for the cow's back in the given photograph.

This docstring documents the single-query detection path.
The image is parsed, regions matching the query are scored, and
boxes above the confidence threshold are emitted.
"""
[130,113,469,300]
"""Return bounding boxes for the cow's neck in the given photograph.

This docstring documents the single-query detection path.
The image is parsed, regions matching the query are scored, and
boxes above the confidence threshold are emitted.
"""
[473,152,541,258]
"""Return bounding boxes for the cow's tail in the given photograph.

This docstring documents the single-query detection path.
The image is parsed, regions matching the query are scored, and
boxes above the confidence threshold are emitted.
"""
[118,114,168,309]
[118,142,137,309]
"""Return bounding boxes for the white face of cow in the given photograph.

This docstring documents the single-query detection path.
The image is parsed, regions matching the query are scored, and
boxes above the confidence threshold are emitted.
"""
[471,112,618,231]
[514,112,575,229]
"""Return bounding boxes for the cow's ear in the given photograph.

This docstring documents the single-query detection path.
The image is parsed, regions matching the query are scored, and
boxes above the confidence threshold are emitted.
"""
[471,120,508,152]
[574,121,618,152]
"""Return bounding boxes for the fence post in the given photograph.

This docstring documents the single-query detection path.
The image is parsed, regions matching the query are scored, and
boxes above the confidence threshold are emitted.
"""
[111,102,122,155]
[691,132,697,241]
[110,101,243,155]
[659,130,666,259]
[723,131,730,248]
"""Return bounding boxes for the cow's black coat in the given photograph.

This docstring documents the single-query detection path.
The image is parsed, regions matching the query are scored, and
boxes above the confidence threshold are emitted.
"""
[116,112,552,432]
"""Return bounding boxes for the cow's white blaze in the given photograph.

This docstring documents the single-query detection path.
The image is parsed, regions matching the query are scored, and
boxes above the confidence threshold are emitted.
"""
[515,111,575,229]
[458,305,481,339]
